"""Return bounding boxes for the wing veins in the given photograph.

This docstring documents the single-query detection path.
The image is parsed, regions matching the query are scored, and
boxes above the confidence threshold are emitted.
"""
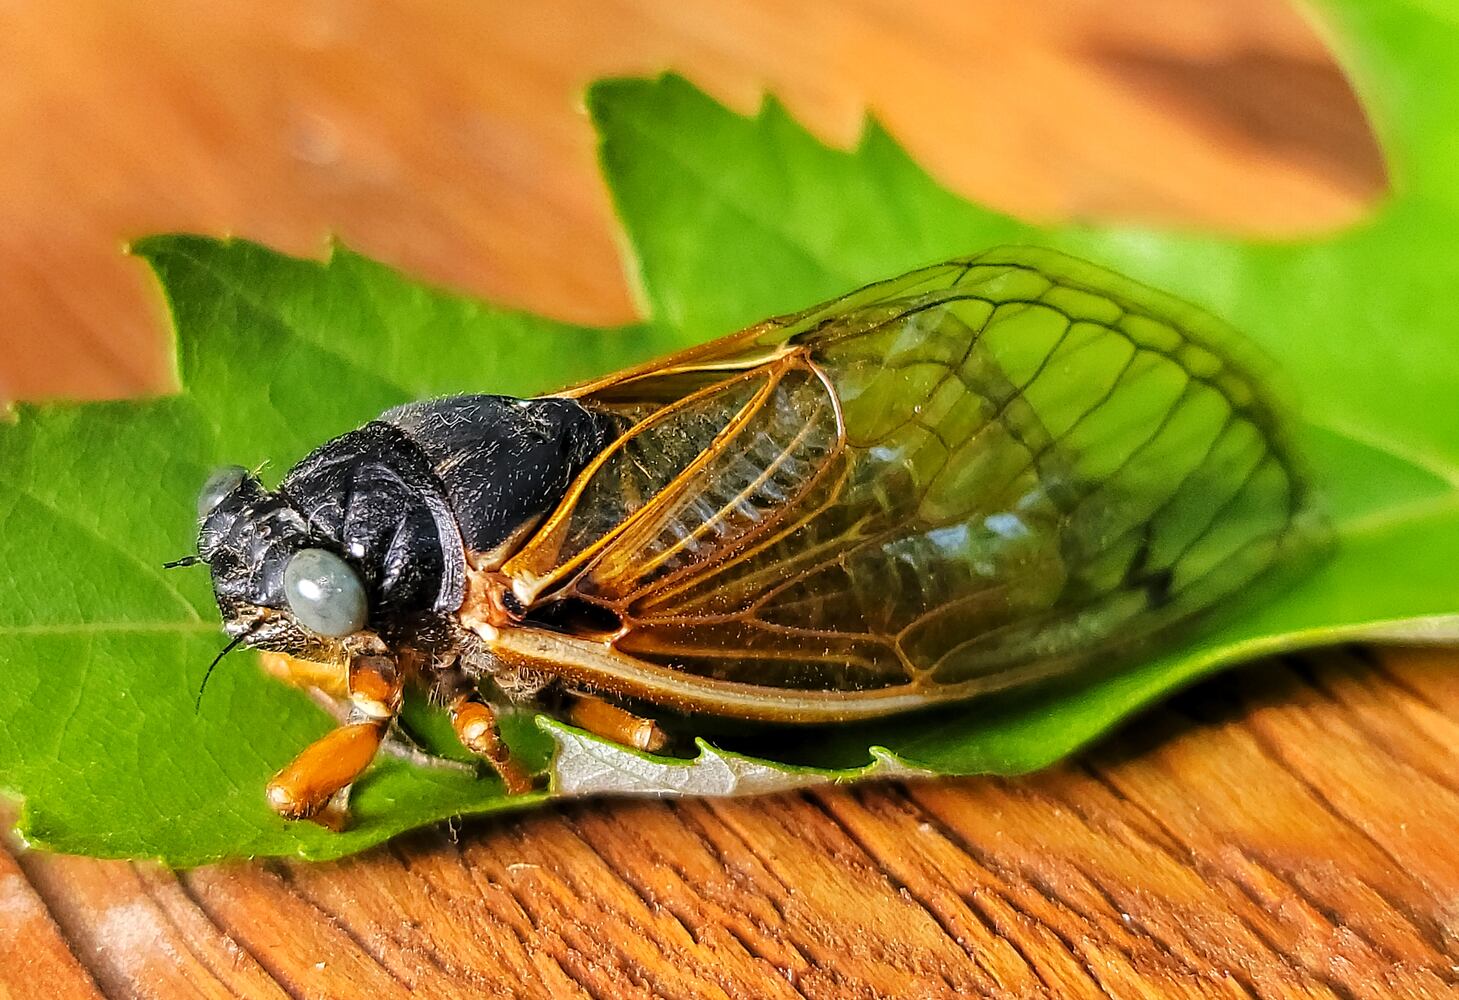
[511,361,787,599]
[613,366,836,585]
[628,462,855,613]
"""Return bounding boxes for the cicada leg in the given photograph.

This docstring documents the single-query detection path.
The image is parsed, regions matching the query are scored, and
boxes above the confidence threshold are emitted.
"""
[567,693,668,753]
[447,690,536,795]
[266,655,401,823]
[258,651,348,699]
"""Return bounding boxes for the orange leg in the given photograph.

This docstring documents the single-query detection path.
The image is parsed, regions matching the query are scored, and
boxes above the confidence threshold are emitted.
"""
[266,655,401,823]
[568,693,668,752]
[448,691,535,795]
[258,651,348,699]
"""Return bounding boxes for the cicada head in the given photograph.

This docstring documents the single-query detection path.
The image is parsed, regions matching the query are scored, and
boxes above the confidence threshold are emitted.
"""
[195,422,468,659]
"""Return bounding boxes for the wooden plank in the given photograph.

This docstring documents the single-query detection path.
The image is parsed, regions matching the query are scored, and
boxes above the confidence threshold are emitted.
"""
[15,849,291,1000]
[0,842,103,1000]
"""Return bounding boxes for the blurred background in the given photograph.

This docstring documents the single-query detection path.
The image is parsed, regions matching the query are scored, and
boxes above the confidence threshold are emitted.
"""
[0,0,1382,404]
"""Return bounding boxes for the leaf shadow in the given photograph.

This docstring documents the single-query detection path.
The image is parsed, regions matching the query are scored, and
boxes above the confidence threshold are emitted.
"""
[1079,643,1393,771]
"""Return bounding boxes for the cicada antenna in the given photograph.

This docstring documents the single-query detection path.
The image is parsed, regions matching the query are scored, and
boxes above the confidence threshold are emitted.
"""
[163,555,203,569]
[195,625,257,712]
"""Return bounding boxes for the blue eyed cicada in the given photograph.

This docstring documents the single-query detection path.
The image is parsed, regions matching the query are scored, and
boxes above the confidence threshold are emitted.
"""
[191,247,1318,824]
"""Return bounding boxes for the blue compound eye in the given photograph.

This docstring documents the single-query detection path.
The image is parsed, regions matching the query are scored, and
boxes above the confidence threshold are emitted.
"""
[283,548,368,637]
[197,465,249,518]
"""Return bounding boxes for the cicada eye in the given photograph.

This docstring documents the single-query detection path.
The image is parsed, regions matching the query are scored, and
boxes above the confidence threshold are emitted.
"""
[283,548,368,637]
[197,465,249,518]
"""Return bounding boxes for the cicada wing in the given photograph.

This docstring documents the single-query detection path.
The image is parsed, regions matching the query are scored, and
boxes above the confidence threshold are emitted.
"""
[507,247,1315,714]
[554,258,983,411]
[501,355,842,601]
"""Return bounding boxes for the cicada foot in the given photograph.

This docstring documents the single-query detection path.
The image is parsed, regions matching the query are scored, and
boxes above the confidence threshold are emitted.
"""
[266,654,402,825]
[448,692,537,795]
[310,786,354,833]
[568,693,668,753]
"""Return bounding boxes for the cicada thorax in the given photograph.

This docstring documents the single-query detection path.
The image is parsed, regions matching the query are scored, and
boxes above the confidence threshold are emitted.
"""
[482,248,1314,719]
[381,394,613,561]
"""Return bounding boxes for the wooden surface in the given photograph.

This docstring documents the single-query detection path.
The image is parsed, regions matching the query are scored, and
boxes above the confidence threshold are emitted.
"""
[2,2,1453,998]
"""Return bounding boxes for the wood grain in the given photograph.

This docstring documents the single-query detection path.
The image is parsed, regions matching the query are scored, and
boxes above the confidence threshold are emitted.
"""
[3,1,1450,998]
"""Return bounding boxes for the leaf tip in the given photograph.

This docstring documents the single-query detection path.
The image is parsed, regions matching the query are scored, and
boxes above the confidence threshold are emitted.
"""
[584,74,652,128]
[854,114,896,154]
[321,232,363,269]
[586,71,732,133]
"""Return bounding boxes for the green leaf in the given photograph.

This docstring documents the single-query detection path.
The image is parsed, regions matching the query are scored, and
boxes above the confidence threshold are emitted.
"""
[3,0,1457,863]
[0,241,676,865]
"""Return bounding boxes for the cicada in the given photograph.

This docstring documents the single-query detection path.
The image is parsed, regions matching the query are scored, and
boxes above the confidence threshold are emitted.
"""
[194,246,1315,823]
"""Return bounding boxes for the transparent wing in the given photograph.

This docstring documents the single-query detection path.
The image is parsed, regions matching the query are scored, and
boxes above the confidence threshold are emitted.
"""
[502,247,1318,713]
